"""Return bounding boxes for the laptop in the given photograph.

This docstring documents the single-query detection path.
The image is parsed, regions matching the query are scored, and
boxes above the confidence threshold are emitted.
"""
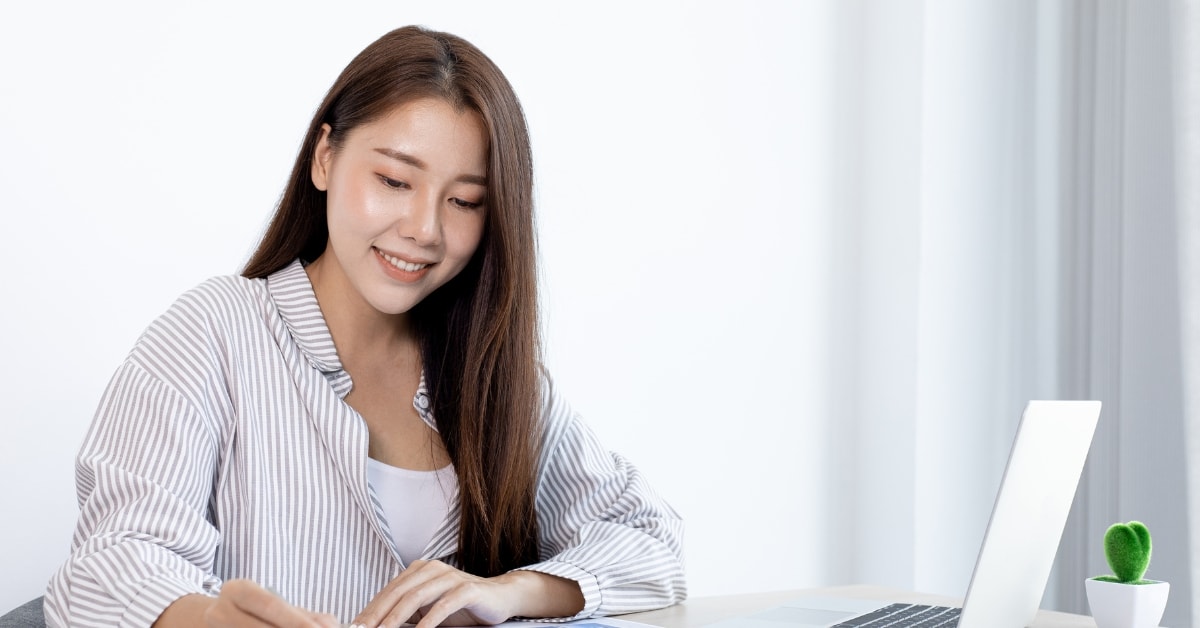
[707,400,1101,628]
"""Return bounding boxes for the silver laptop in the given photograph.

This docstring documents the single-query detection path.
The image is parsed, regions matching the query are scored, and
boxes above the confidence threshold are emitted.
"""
[708,400,1101,628]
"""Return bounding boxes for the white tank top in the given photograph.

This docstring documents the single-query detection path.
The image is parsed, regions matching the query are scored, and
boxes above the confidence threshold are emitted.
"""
[366,458,458,566]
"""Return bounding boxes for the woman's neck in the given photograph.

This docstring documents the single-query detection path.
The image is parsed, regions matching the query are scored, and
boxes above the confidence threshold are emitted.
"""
[304,254,416,370]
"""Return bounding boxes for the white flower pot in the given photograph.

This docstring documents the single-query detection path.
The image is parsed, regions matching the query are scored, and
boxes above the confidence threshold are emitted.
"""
[1085,578,1169,628]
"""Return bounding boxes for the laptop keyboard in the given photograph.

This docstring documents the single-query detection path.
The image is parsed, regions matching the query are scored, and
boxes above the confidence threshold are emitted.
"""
[832,603,961,627]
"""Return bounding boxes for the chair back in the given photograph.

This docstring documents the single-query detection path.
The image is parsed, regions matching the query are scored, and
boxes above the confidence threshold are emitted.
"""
[0,597,45,628]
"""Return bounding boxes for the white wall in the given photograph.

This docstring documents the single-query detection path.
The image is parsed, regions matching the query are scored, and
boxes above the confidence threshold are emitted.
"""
[0,0,839,612]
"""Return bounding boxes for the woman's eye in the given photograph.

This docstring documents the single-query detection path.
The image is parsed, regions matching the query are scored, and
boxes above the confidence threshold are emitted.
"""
[378,175,409,190]
[451,197,483,210]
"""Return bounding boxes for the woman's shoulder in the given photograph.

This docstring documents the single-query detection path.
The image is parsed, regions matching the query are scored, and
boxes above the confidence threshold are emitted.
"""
[151,272,273,336]
[535,369,591,452]
[95,270,278,410]
[126,269,285,374]
[537,368,568,424]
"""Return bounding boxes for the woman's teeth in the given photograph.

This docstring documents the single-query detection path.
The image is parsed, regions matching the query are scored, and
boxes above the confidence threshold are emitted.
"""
[380,252,428,272]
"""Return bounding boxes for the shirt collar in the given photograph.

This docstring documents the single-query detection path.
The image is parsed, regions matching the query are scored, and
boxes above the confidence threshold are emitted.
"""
[266,259,353,397]
[265,258,437,430]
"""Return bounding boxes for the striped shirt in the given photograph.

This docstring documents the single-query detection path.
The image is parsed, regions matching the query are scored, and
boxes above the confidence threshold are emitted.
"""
[44,260,686,627]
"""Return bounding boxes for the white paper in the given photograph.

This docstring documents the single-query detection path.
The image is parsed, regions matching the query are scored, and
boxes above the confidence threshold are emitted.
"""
[494,616,657,628]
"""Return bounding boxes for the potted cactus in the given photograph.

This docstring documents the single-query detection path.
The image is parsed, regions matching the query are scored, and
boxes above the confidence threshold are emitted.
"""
[1085,521,1169,628]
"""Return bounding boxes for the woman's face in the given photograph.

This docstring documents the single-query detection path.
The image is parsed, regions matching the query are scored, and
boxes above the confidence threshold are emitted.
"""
[311,97,488,317]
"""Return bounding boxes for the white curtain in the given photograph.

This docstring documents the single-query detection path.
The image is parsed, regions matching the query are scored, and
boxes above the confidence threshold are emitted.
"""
[834,2,1193,626]
[1051,2,1191,626]
[1175,1,1200,626]
[830,0,1062,597]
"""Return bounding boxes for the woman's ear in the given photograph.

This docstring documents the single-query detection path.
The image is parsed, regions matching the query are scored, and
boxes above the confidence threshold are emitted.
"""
[311,123,334,191]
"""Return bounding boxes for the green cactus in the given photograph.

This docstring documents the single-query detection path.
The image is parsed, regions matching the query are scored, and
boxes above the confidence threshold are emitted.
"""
[1094,521,1152,584]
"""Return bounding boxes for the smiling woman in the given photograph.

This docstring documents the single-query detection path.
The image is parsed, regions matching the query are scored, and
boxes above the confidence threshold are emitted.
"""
[41,26,686,628]
[307,98,489,319]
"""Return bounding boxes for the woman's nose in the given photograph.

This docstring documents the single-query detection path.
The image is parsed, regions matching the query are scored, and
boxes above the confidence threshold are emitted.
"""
[397,191,441,246]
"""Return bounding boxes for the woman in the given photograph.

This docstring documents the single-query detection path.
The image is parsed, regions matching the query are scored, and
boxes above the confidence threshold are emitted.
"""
[45,26,686,628]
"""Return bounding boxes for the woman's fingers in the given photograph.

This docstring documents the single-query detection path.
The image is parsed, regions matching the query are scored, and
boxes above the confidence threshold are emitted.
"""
[208,579,337,628]
[355,560,513,628]
[359,560,458,627]
[379,572,461,628]
[411,578,507,628]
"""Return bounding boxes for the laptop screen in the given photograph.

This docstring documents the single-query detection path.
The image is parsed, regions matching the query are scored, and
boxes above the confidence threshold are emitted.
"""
[958,400,1101,628]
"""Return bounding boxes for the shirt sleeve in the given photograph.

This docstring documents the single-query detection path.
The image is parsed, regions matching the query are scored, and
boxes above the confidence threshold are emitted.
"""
[516,376,687,620]
[44,361,223,628]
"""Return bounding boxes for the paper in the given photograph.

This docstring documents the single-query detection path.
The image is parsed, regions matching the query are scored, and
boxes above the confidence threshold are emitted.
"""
[494,616,657,628]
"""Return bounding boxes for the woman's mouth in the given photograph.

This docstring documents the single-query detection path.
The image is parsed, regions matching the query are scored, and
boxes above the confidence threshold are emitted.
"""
[377,249,430,272]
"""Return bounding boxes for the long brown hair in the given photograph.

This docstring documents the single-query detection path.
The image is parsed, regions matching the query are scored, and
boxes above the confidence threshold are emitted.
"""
[243,26,541,577]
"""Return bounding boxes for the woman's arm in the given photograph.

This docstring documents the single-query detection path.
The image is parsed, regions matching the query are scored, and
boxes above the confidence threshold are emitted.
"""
[47,360,339,628]
[44,361,225,627]
[155,582,340,628]
[351,561,584,628]
[155,594,218,628]
[516,375,688,620]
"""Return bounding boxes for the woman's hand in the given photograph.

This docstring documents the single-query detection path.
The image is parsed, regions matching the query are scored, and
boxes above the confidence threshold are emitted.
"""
[207,580,341,627]
[155,580,341,627]
[353,560,584,628]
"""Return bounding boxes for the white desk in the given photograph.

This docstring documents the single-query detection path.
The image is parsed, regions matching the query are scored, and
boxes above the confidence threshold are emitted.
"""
[619,585,1097,627]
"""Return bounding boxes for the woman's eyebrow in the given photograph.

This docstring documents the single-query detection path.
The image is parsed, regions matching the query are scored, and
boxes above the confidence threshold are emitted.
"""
[373,147,487,186]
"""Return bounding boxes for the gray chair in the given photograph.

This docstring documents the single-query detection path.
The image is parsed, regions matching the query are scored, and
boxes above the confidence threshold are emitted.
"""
[0,597,45,628]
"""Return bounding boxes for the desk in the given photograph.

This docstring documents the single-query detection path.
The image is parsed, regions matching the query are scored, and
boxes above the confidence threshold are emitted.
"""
[618,585,1097,627]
